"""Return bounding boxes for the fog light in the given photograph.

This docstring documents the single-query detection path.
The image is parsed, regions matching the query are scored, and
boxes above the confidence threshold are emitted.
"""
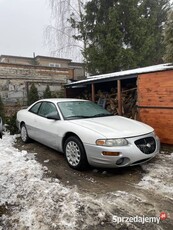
[116,157,124,165]
[102,151,120,156]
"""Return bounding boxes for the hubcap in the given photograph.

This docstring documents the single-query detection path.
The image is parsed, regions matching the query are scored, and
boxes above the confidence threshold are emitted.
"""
[66,141,81,166]
[21,126,27,142]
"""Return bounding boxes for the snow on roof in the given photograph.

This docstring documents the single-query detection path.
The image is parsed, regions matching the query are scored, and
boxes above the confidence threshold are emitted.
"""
[65,63,173,87]
[37,98,87,103]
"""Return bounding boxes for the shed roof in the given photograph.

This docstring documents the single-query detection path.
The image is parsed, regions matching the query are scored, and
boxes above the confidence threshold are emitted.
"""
[65,63,173,88]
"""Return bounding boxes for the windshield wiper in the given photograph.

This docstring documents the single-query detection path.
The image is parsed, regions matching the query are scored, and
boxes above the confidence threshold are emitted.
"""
[65,115,91,120]
[66,113,113,119]
[91,113,114,118]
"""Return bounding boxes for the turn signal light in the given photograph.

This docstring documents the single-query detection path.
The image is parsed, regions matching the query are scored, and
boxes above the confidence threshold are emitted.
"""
[96,140,105,145]
[102,151,120,156]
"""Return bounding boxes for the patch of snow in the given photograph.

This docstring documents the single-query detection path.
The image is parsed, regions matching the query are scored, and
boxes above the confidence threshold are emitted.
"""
[43,159,49,163]
[0,134,170,229]
[138,154,173,197]
[0,134,115,229]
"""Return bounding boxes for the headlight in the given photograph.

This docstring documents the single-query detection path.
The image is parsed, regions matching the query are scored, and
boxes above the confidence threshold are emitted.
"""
[96,138,128,147]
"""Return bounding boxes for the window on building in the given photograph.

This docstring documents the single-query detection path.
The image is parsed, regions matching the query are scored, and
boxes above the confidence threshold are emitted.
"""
[49,63,61,68]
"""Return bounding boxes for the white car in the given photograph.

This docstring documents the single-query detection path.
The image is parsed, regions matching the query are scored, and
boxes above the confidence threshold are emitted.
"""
[16,99,160,170]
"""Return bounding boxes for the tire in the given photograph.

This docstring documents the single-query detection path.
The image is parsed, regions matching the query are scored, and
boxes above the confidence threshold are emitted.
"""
[64,136,88,170]
[21,124,30,143]
[0,132,2,139]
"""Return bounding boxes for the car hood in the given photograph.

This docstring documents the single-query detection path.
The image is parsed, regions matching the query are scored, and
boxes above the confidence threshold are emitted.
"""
[69,116,153,138]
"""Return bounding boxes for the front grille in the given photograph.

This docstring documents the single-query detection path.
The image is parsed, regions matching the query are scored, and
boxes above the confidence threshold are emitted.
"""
[135,137,156,154]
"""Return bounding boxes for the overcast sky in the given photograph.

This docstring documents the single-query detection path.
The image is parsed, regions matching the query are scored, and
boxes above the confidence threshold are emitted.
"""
[0,0,172,60]
[0,0,51,58]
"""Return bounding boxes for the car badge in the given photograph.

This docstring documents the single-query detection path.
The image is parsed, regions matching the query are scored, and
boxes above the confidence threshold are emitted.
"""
[146,143,151,148]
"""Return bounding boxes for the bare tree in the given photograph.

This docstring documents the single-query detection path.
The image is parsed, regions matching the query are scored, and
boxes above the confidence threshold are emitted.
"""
[45,0,87,62]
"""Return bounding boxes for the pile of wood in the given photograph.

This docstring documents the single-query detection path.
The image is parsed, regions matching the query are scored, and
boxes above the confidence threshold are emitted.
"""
[122,87,137,118]
[79,87,137,119]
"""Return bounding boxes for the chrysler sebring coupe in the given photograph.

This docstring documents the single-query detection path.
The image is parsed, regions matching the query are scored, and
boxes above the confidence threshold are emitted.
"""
[16,98,160,170]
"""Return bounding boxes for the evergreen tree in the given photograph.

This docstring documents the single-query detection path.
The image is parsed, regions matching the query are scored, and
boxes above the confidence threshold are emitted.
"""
[70,0,170,74]
[163,9,173,63]
[27,83,39,105]
[0,95,5,121]
[5,113,18,135]
[43,85,52,98]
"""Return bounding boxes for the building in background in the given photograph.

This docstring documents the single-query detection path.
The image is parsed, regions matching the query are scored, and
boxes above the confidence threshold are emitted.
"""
[0,55,85,116]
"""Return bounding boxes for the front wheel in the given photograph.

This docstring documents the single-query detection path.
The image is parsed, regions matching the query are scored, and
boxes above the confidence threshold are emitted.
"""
[64,136,88,170]
[21,124,30,143]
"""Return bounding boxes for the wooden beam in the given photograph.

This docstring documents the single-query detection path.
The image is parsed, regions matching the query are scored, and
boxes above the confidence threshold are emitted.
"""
[91,83,95,102]
[117,79,122,115]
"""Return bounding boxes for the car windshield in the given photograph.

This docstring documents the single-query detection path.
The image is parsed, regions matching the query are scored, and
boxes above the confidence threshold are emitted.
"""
[58,101,112,120]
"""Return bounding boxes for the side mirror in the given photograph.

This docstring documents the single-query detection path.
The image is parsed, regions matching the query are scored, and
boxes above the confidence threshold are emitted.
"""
[46,112,60,120]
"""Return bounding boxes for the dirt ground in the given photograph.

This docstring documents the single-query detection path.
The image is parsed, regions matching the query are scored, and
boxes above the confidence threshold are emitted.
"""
[15,138,146,193]
[14,138,173,230]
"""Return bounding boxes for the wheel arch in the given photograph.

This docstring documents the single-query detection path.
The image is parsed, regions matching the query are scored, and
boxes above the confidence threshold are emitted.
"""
[63,132,89,170]
[20,121,25,130]
[62,132,85,152]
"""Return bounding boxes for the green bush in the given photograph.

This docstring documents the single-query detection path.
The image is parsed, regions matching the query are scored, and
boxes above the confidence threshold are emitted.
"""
[43,85,52,98]
[28,83,39,105]
[5,113,19,135]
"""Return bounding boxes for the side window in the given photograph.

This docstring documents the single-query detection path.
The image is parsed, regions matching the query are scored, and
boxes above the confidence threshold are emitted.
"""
[29,102,41,114]
[38,102,58,118]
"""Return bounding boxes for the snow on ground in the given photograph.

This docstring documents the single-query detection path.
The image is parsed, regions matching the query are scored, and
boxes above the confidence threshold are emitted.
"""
[0,133,172,230]
[0,133,113,230]
[138,153,173,198]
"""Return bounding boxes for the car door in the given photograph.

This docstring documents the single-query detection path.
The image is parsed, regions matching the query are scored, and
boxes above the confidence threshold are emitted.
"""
[26,102,42,139]
[33,101,61,150]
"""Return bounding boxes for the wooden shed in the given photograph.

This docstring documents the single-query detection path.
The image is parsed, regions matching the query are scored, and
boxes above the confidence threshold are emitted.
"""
[65,64,173,144]
[137,70,173,144]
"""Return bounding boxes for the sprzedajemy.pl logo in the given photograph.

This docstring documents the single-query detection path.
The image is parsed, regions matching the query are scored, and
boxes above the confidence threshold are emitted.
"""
[112,212,168,225]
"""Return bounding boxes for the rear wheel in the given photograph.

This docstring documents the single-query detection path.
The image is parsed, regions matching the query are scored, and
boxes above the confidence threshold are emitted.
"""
[64,136,88,170]
[21,124,30,143]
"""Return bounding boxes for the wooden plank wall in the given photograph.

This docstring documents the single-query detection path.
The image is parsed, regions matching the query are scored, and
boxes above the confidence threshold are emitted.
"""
[138,108,173,144]
[137,70,173,144]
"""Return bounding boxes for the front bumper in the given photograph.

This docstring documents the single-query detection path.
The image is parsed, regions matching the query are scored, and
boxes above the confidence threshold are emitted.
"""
[84,133,160,168]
